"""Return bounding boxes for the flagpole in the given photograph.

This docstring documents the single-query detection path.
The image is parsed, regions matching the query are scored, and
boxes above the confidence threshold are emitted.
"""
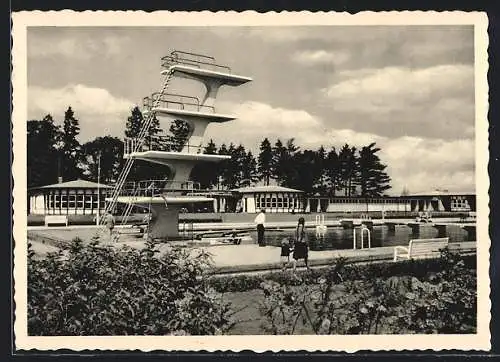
[96,152,101,226]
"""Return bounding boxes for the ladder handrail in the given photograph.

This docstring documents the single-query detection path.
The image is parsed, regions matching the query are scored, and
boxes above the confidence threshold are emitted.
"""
[143,98,216,113]
[144,92,201,106]
[123,136,204,154]
[99,69,175,230]
[161,55,231,73]
[171,50,216,63]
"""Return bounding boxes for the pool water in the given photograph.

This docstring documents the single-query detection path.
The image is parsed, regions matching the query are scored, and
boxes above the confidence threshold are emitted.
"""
[249,224,473,251]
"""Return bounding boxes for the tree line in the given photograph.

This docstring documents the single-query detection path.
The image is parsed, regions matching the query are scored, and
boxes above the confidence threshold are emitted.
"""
[27,106,391,197]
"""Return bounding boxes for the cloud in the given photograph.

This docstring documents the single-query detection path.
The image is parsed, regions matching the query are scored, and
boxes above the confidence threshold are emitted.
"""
[245,27,329,42]
[319,64,474,139]
[207,101,475,194]
[380,137,475,193]
[324,64,473,111]
[28,33,130,60]
[28,84,135,141]
[208,101,325,149]
[292,50,351,67]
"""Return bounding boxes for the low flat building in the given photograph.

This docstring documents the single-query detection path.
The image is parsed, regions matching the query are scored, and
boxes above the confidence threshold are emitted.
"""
[28,179,113,215]
[306,196,412,213]
[405,190,476,212]
[232,185,305,213]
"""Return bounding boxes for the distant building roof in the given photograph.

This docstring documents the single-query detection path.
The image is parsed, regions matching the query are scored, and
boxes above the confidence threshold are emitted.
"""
[37,179,113,190]
[407,189,476,197]
[232,185,304,193]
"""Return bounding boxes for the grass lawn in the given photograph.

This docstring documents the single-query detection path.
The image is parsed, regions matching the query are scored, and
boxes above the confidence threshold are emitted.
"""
[223,290,266,335]
[223,284,347,335]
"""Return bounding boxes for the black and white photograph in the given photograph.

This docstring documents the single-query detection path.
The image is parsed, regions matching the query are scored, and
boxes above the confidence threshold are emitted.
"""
[12,11,490,352]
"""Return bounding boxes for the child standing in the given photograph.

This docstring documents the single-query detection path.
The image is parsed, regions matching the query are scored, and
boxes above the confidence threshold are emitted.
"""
[280,238,292,270]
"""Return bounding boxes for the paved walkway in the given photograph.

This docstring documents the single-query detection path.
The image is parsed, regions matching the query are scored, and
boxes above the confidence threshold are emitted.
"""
[28,231,476,274]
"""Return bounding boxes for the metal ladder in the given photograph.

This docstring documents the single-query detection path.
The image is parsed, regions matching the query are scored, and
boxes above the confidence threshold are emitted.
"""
[97,69,175,239]
[120,181,157,226]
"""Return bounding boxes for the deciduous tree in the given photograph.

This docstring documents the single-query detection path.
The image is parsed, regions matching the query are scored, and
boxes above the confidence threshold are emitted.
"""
[82,136,124,184]
[27,115,61,188]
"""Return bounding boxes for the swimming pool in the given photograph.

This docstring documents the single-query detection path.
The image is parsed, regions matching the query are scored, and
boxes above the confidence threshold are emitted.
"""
[249,224,473,251]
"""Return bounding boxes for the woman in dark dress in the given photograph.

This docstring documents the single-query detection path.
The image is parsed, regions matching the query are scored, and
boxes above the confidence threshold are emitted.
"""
[292,217,310,271]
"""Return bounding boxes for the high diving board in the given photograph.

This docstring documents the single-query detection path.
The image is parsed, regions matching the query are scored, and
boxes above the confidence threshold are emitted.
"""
[124,151,230,162]
[162,65,252,87]
[144,108,236,123]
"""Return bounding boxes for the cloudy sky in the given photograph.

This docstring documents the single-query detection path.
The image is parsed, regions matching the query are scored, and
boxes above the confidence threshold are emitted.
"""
[27,25,475,195]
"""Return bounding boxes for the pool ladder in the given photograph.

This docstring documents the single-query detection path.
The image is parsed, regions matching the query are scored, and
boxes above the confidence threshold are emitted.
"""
[315,214,328,238]
[353,224,371,250]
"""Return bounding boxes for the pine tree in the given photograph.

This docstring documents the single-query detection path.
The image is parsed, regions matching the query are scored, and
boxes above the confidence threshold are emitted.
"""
[217,143,230,189]
[325,147,341,196]
[358,143,392,197]
[218,143,240,189]
[284,150,317,195]
[240,150,258,187]
[257,138,273,186]
[204,139,217,154]
[271,139,286,183]
[282,138,300,187]
[125,106,161,141]
[314,145,328,194]
[338,144,358,197]
[27,114,61,187]
[124,106,169,181]
[166,119,191,152]
[191,139,220,189]
[60,107,82,181]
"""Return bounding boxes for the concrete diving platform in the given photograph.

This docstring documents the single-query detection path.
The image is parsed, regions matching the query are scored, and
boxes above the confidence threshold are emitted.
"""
[124,150,230,162]
[111,195,216,240]
[162,65,252,87]
[433,222,477,240]
[145,107,236,123]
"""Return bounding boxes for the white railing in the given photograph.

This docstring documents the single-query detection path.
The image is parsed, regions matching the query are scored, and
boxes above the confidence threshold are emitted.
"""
[143,92,216,114]
[161,50,232,74]
[123,136,204,155]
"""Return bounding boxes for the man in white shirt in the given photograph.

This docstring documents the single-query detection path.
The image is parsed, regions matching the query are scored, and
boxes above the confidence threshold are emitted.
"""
[254,209,266,246]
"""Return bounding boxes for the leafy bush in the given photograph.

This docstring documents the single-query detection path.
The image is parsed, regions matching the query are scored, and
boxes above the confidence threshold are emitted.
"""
[28,238,235,335]
[257,249,476,335]
[208,254,476,293]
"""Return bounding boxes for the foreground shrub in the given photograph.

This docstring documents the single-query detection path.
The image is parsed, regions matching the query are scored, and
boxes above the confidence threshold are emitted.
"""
[258,249,476,335]
[28,238,235,335]
[209,253,476,293]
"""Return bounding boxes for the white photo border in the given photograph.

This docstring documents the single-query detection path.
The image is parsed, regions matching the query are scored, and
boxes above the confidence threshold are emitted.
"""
[12,10,491,352]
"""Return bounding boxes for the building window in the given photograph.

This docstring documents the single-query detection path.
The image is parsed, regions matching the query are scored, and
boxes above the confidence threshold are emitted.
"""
[61,194,68,209]
[77,194,85,208]
[68,194,76,208]
[451,196,470,211]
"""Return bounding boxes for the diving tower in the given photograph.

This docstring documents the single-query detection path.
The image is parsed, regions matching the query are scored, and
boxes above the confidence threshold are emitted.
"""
[107,50,252,240]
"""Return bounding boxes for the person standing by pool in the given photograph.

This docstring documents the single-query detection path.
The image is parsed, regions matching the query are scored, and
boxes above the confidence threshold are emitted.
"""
[292,217,310,272]
[104,211,116,241]
[254,209,266,247]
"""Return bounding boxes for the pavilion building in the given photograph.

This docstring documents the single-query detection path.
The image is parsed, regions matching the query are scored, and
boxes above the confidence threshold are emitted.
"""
[28,179,112,216]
